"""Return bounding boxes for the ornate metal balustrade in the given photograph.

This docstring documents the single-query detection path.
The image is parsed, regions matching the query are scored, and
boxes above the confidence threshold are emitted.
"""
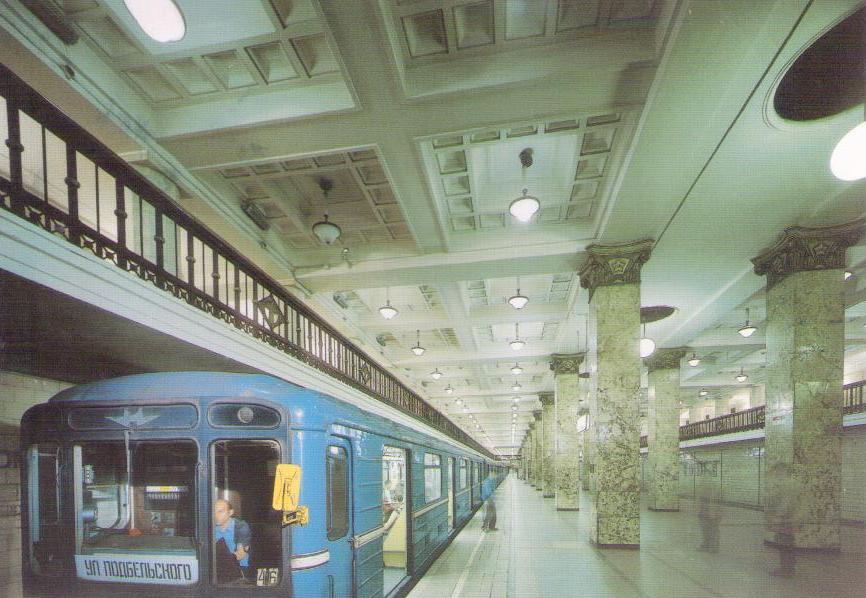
[844,380,866,415]
[0,65,493,459]
[679,406,765,441]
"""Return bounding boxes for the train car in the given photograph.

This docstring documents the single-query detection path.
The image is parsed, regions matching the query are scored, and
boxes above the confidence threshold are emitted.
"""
[20,372,506,597]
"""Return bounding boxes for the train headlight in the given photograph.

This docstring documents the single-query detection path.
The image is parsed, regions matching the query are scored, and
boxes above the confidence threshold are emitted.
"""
[237,406,255,424]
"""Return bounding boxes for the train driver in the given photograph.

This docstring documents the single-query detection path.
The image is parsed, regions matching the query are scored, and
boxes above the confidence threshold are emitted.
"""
[214,498,253,582]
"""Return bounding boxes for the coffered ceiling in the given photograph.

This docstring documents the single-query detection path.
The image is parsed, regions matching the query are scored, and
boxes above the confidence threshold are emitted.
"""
[4,0,866,457]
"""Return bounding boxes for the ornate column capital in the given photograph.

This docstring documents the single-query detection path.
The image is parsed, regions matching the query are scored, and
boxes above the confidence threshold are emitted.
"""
[578,239,654,299]
[644,347,688,373]
[550,352,585,375]
[533,410,542,421]
[538,391,555,406]
[752,219,865,289]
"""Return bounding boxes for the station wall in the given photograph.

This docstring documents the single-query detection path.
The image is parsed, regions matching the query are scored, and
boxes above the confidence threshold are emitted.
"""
[0,371,71,598]
[641,426,866,522]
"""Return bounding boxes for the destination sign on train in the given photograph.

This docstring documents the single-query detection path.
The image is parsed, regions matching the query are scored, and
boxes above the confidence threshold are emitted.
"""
[75,554,198,585]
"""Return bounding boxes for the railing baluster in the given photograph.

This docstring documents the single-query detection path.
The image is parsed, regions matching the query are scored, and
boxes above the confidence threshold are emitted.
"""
[5,97,23,213]
[115,178,127,270]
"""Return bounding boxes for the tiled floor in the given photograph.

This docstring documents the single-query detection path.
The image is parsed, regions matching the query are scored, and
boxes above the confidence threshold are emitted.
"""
[408,475,866,598]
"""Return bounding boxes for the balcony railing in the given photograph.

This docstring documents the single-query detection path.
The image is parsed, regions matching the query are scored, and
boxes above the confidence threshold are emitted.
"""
[0,65,493,459]
[844,380,866,415]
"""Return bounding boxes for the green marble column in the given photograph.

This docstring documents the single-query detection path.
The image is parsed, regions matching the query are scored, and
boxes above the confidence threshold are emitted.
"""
[645,348,687,511]
[540,392,556,498]
[551,353,584,510]
[753,221,863,550]
[528,422,537,488]
[579,239,653,547]
[533,410,543,491]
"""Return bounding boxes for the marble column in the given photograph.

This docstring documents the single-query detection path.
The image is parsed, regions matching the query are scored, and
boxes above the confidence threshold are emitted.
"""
[645,348,687,511]
[752,220,863,550]
[551,353,584,510]
[533,410,543,491]
[527,422,536,487]
[540,392,556,498]
[579,239,653,547]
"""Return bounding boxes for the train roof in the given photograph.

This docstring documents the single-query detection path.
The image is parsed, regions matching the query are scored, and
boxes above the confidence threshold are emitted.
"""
[48,372,301,403]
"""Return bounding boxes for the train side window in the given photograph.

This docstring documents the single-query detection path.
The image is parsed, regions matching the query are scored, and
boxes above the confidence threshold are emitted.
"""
[326,445,349,540]
[459,459,468,489]
[423,454,441,502]
[26,444,63,576]
[212,440,282,587]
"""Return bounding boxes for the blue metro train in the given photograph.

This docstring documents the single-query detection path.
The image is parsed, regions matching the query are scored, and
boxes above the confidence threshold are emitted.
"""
[20,372,505,597]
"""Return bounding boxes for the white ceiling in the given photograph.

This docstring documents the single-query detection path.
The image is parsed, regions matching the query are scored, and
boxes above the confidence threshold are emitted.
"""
[5,0,866,457]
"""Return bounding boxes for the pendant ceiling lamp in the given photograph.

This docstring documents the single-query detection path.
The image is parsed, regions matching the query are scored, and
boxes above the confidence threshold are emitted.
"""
[311,178,342,245]
[378,287,398,320]
[509,323,525,351]
[831,112,866,181]
[431,368,443,380]
[699,388,708,397]
[512,381,521,391]
[738,308,757,338]
[511,363,523,375]
[455,397,463,405]
[735,368,749,383]
[410,329,425,356]
[688,353,701,367]
[508,276,529,309]
[124,0,186,43]
[509,148,540,222]
[445,385,454,395]
[639,323,656,358]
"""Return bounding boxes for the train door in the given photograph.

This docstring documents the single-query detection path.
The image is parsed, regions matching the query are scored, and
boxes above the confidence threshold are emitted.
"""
[447,457,455,531]
[326,437,353,598]
[382,446,407,595]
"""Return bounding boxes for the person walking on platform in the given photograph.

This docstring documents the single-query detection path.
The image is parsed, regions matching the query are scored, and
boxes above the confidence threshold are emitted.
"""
[481,475,497,532]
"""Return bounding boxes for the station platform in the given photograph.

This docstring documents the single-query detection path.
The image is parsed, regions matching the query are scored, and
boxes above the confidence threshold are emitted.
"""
[408,475,866,598]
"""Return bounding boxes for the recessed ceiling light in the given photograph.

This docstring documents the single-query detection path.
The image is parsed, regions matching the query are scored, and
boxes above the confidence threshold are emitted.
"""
[124,0,186,43]
[688,353,701,367]
[738,308,757,338]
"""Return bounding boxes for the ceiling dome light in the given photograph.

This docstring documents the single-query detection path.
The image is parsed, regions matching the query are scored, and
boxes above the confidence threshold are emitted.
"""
[831,121,866,181]
[508,276,529,309]
[511,363,523,375]
[699,388,708,397]
[455,397,463,405]
[431,368,443,380]
[512,382,521,391]
[735,368,748,383]
[312,214,342,245]
[463,406,469,412]
[510,322,525,351]
[445,385,454,395]
[688,353,701,367]
[379,301,398,320]
[124,0,186,43]
[512,397,519,403]
[509,191,540,223]
[639,324,655,358]
[738,307,757,337]
[410,329,425,356]
[512,404,518,411]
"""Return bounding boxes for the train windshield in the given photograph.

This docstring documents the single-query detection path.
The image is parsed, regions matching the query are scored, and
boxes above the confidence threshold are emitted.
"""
[72,440,199,585]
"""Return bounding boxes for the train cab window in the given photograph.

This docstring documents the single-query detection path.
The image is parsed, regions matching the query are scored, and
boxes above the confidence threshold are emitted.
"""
[326,445,349,540]
[423,454,442,503]
[26,444,63,576]
[73,441,198,584]
[212,440,282,587]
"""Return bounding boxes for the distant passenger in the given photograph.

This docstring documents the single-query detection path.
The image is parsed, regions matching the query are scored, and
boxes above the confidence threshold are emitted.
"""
[214,498,252,583]
[481,476,497,532]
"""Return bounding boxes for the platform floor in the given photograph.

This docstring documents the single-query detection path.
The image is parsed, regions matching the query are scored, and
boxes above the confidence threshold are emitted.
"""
[407,475,866,598]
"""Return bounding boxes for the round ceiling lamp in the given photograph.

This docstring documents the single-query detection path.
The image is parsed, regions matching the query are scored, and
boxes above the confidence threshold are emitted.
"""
[312,178,342,245]
[509,322,525,351]
[378,287,398,320]
[512,404,518,411]
[639,323,656,358]
[512,382,521,391]
[735,368,749,383]
[688,353,701,367]
[410,329,425,356]
[124,0,186,43]
[509,148,540,223]
[699,388,708,397]
[512,397,519,403]
[831,121,866,181]
[445,385,454,395]
[508,276,529,309]
[511,363,523,375]
[738,308,757,338]
[431,368,443,380]
[455,397,463,405]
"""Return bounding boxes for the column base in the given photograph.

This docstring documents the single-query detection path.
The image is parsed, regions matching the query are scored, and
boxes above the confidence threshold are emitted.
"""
[648,507,679,512]
[590,541,639,549]
[763,539,841,554]
[556,507,579,511]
